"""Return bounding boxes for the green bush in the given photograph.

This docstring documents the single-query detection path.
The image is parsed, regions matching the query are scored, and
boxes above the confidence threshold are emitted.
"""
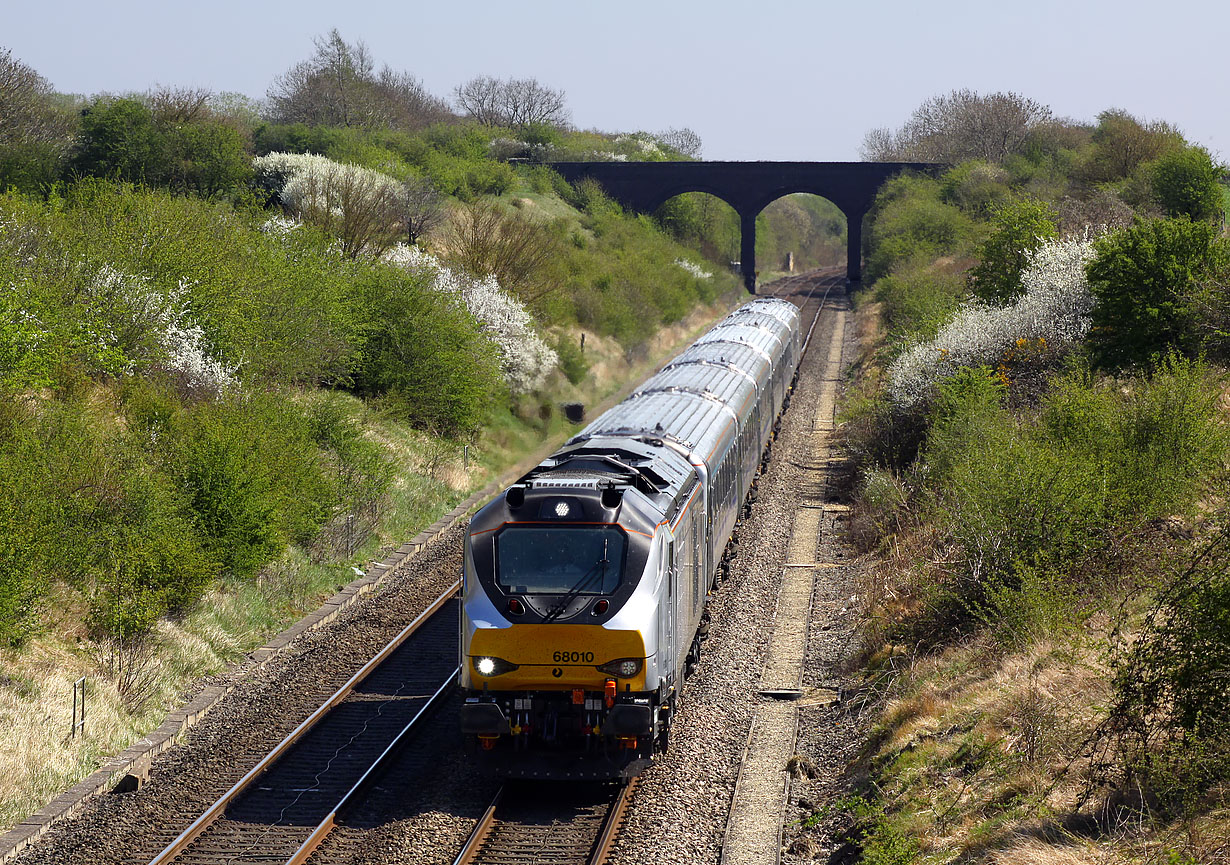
[72,98,252,200]
[352,267,504,436]
[874,261,964,345]
[162,391,335,581]
[919,359,1227,640]
[1105,534,1230,816]
[1149,145,1224,222]
[865,174,975,281]
[966,197,1058,303]
[939,160,1011,215]
[554,333,590,385]
[1087,216,1230,368]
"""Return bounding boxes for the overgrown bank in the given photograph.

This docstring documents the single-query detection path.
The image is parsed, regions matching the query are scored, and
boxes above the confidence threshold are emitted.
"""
[798,92,1230,864]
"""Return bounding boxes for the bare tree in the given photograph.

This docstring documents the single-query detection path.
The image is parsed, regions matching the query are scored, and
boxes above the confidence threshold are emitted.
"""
[267,30,449,131]
[658,127,703,159]
[453,75,504,126]
[0,47,74,148]
[145,85,212,124]
[453,76,569,130]
[372,67,453,129]
[396,174,445,245]
[859,126,901,161]
[863,89,1052,164]
[446,199,559,300]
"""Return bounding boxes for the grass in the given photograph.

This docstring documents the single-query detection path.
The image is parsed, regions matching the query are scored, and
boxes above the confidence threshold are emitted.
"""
[0,288,745,835]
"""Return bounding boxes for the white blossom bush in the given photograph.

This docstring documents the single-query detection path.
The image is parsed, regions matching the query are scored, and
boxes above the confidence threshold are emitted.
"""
[88,266,237,395]
[252,153,403,257]
[615,133,663,158]
[675,258,713,280]
[888,235,1097,409]
[259,214,302,237]
[384,244,558,393]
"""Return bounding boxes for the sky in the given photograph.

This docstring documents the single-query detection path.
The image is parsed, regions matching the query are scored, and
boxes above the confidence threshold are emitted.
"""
[5,0,1229,161]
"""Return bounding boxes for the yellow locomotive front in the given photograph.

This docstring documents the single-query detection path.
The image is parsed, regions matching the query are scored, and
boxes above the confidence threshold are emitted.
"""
[459,445,692,780]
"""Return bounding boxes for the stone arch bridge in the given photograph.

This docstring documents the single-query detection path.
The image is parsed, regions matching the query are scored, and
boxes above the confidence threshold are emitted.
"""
[552,161,940,292]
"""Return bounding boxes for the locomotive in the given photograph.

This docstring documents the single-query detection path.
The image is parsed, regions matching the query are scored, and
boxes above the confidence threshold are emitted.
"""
[459,296,803,778]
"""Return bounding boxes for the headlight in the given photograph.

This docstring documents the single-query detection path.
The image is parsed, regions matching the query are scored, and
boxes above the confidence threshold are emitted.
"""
[473,656,519,677]
[597,658,642,678]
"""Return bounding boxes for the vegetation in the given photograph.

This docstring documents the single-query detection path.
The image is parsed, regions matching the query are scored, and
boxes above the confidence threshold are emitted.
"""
[818,89,1230,863]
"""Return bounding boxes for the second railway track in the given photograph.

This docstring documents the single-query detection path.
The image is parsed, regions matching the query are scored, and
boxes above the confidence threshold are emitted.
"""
[145,588,460,865]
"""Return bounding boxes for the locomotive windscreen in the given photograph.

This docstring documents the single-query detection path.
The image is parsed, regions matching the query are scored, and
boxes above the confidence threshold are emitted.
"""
[495,527,627,594]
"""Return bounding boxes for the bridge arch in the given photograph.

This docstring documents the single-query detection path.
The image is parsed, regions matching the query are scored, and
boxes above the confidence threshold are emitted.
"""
[552,161,941,292]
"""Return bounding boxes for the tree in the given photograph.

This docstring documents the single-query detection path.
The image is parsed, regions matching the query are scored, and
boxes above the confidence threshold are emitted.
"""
[1149,145,1224,222]
[967,198,1059,303]
[162,120,252,197]
[657,127,703,159]
[0,48,76,191]
[453,76,569,130]
[72,98,168,183]
[268,30,450,131]
[0,48,74,148]
[1083,108,1183,183]
[861,90,1052,164]
[395,174,445,245]
[1087,217,1230,368]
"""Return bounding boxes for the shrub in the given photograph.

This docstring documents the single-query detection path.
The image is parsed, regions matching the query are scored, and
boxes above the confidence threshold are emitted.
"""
[352,266,504,435]
[919,358,1228,641]
[165,393,333,580]
[888,234,1095,409]
[384,243,557,393]
[966,197,1058,303]
[874,261,964,345]
[1149,145,1224,222]
[938,160,1011,215]
[1103,533,1230,816]
[865,174,974,281]
[1086,216,1230,368]
[554,332,590,385]
[253,151,402,258]
[445,198,560,300]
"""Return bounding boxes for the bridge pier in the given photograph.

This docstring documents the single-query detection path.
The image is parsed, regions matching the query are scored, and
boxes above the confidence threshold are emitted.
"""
[846,208,864,285]
[740,210,757,294]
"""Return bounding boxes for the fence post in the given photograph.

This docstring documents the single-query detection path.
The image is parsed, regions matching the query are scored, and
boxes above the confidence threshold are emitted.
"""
[71,677,86,738]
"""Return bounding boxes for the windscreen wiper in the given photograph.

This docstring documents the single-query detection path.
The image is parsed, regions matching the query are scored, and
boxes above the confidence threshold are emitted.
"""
[542,549,610,623]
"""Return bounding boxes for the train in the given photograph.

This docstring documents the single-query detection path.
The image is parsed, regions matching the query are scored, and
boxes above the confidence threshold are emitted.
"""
[458,296,803,779]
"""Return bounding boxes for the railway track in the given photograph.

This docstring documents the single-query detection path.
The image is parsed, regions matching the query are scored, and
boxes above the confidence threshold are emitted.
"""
[453,780,636,865]
[144,587,460,865]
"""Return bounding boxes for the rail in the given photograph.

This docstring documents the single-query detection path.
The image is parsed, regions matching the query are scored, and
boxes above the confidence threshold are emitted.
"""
[146,582,460,865]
